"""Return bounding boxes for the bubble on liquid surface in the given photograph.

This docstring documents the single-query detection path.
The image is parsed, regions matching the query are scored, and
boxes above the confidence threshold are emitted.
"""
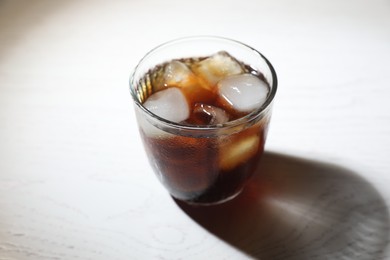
[192,51,244,86]
[143,87,189,123]
[217,73,269,113]
[190,103,229,126]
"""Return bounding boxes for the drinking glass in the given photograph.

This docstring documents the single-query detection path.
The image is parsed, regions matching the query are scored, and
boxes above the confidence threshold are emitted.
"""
[130,36,277,205]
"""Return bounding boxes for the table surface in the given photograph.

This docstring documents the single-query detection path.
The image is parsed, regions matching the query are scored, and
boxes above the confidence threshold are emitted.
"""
[1,0,390,259]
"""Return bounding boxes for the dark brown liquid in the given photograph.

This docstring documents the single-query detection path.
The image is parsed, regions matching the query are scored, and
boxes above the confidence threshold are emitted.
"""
[142,125,268,204]
[138,53,270,204]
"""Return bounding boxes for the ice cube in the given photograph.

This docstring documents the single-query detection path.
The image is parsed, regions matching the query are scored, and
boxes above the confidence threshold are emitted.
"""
[188,103,230,126]
[136,109,168,138]
[217,73,269,113]
[161,61,215,105]
[143,87,189,123]
[219,135,260,171]
[163,60,196,87]
[192,51,244,86]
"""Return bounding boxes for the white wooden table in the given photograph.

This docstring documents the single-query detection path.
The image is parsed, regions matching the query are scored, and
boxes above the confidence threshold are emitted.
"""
[1,0,389,259]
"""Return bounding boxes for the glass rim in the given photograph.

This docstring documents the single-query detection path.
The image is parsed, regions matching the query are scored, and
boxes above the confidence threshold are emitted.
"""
[129,35,278,135]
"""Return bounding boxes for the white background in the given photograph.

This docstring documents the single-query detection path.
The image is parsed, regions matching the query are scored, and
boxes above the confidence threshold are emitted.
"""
[1,0,390,259]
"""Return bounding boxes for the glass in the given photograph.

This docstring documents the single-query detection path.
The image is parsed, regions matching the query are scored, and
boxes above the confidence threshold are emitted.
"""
[129,36,277,205]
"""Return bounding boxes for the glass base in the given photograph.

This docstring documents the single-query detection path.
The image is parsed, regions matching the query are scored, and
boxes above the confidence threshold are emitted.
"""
[175,188,243,206]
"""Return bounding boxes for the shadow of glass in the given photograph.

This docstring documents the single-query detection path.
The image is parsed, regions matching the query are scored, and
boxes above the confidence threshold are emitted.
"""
[175,151,390,260]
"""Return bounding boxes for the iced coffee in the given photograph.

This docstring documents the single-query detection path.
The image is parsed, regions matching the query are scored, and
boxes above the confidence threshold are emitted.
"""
[130,37,277,205]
